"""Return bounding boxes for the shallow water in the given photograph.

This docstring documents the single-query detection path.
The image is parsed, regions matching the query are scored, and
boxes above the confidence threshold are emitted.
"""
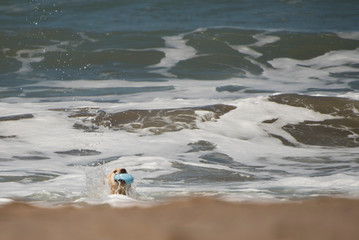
[0,0,359,206]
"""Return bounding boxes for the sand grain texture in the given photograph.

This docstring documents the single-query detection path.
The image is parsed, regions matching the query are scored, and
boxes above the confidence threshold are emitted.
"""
[1,197,358,240]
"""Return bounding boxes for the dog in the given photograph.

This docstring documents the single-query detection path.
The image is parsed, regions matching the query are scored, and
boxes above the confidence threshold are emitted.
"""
[106,168,132,195]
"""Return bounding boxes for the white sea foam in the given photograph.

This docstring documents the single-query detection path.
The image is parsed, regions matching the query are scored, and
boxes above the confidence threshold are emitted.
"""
[0,198,13,205]
[1,35,359,205]
[23,79,172,89]
[14,42,67,74]
[75,194,149,208]
[1,94,358,205]
[337,32,359,40]
[151,34,197,77]
[261,48,359,93]
[229,32,280,58]
[247,174,359,197]
[252,32,280,47]
[78,32,98,43]
[231,45,262,58]
[16,49,44,74]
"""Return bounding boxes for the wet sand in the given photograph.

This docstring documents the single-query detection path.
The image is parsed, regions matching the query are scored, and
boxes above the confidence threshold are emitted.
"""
[1,197,359,240]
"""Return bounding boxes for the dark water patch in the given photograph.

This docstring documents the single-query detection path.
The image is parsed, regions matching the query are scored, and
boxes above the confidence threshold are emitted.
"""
[13,156,50,160]
[305,118,359,132]
[283,156,347,165]
[198,153,277,179]
[216,85,247,92]
[198,153,265,174]
[0,57,20,75]
[306,88,354,93]
[309,165,352,177]
[2,0,358,32]
[83,31,167,50]
[151,161,255,184]
[55,149,101,156]
[2,27,358,95]
[200,152,234,165]
[0,173,59,183]
[170,54,262,80]
[37,49,164,68]
[49,107,99,111]
[254,32,359,63]
[0,89,23,98]
[268,94,359,117]
[263,119,298,146]
[269,134,297,147]
[0,135,17,139]
[68,155,122,167]
[69,113,96,118]
[73,122,99,132]
[187,140,216,152]
[88,99,124,103]
[0,158,13,162]
[0,29,81,53]
[282,121,359,148]
[244,89,277,94]
[349,80,359,89]
[185,28,260,53]
[0,28,166,56]
[21,86,174,98]
[332,72,359,80]
[86,156,120,167]
[0,79,38,88]
[268,94,359,147]
[49,107,99,118]
[100,70,164,82]
[262,118,279,124]
[0,113,33,121]
[73,104,236,134]
[169,28,264,79]
[0,28,168,83]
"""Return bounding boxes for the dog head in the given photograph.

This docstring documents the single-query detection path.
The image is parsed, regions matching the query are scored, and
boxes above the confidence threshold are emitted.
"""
[107,168,130,195]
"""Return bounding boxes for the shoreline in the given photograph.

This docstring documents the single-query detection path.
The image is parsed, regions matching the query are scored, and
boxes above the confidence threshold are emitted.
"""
[1,197,359,240]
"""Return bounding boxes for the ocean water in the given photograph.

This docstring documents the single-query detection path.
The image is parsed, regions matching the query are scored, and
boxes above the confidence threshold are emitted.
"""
[1,0,359,206]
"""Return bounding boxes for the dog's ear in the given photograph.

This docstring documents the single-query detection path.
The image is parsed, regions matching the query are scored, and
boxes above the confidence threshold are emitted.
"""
[120,168,127,173]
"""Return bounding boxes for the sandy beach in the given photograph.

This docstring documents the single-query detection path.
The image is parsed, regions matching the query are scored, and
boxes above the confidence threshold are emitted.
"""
[1,197,359,240]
